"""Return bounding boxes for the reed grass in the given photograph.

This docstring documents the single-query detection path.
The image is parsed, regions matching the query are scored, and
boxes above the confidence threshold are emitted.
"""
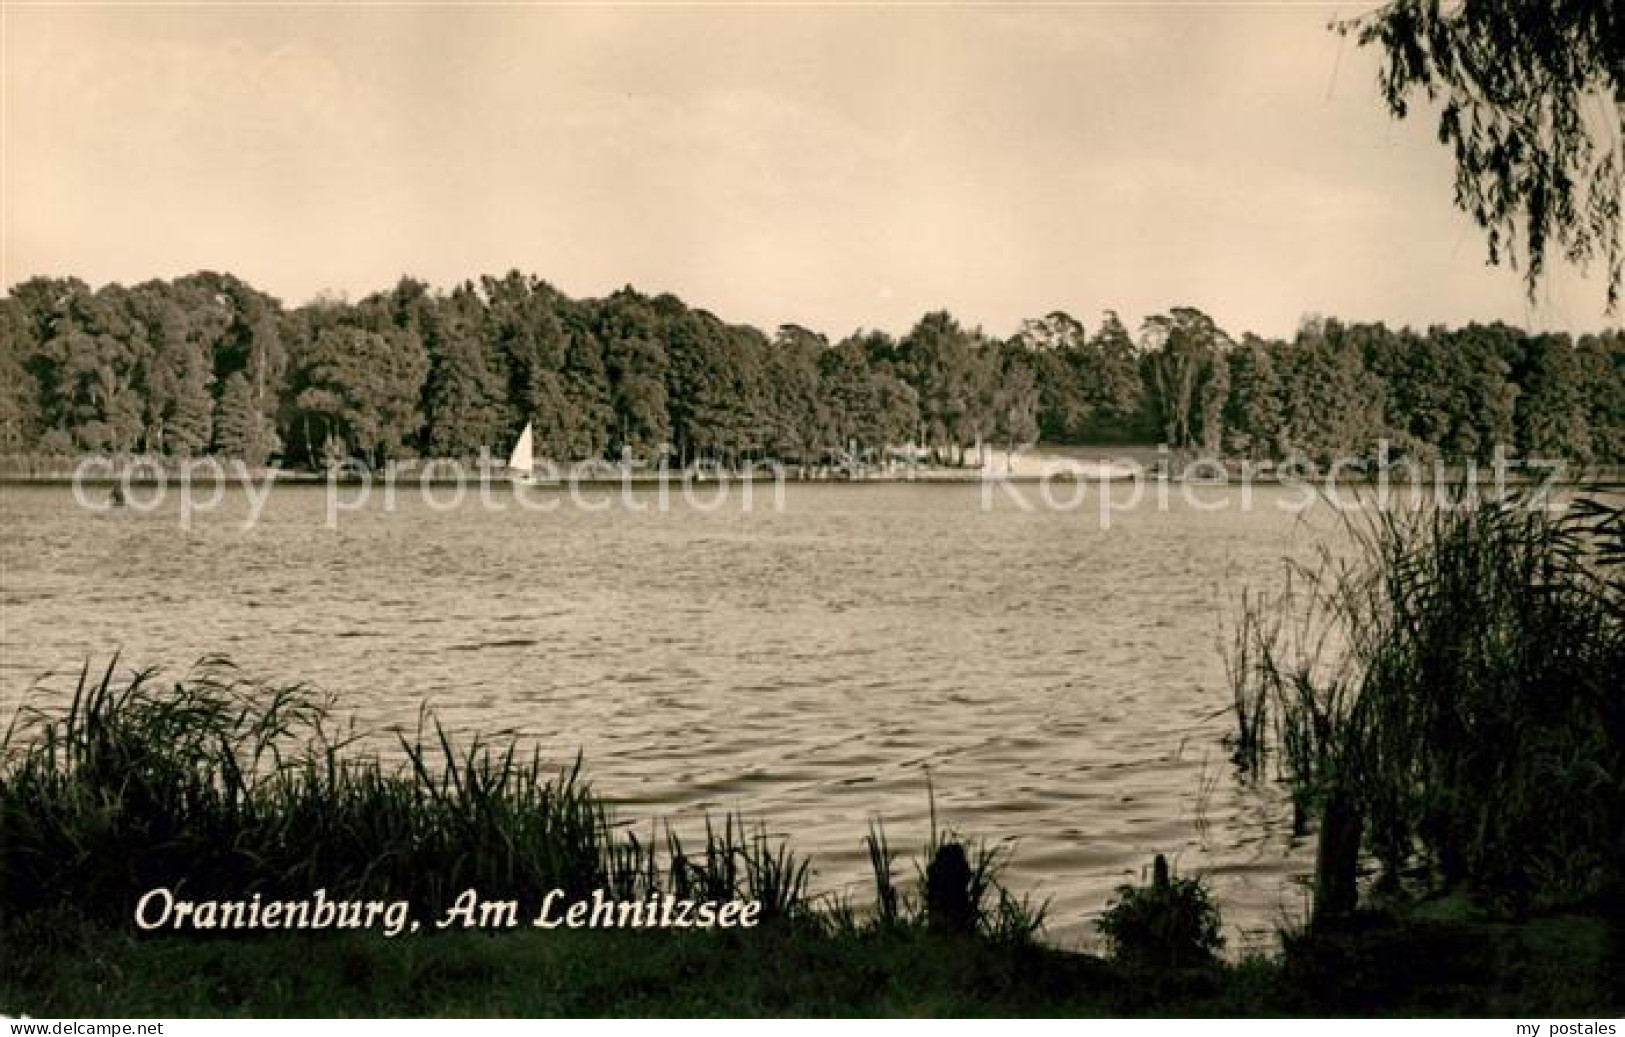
[0,659,1043,946]
[1226,488,1625,920]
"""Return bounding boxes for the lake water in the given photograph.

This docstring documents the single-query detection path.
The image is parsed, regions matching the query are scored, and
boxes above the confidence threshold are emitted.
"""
[0,479,1335,949]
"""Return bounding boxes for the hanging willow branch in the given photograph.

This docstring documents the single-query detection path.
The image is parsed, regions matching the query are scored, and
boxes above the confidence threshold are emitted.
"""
[1338,0,1624,311]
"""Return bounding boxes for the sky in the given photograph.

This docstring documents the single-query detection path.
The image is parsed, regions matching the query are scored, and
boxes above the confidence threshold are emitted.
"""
[1,2,1614,341]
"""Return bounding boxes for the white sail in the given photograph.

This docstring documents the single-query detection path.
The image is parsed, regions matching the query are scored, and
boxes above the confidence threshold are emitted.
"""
[507,422,534,474]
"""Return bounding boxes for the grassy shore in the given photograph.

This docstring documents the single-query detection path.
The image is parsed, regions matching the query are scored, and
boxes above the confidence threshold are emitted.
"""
[3,660,1623,1016]
[4,907,1620,1016]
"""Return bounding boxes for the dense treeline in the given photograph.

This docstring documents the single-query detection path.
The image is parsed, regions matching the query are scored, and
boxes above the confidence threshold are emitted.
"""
[0,273,1621,469]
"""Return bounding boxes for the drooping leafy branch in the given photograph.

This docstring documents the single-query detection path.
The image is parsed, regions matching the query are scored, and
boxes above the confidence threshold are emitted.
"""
[1339,0,1624,310]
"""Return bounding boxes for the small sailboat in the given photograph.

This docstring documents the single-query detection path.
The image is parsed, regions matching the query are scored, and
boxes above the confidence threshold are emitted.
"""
[507,422,535,483]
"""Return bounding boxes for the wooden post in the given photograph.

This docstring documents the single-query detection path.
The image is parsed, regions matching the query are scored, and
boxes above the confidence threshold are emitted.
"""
[926,841,975,936]
[1313,787,1363,928]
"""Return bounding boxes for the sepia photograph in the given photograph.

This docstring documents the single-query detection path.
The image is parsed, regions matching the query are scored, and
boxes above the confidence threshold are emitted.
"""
[0,0,1622,1022]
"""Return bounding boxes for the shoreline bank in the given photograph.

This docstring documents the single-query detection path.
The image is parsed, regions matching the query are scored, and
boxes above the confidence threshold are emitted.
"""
[5,465,1621,487]
[4,906,1618,1017]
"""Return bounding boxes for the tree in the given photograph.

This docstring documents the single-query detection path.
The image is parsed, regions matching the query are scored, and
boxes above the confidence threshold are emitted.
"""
[287,324,427,467]
[480,272,572,457]
[40,284,149,454]
[1341,1,1624,309]
[1085,311,1146,423]
[664,308,734,463]
[896,312,994,463]
[1222,335,1286,458]
[1013,312,1090,441]
[7,278,87,449]
[423,284,508,458]
[597,289,670,458]
[1436,323,1521,462]
[871,371,921,456]
[215,372,280,466]
[820,336,882,454]
[167,272,285,462]
[0,298,41,452]
[1279,319,1386,464]
[718,323,773,464]
[127,282,214,456]
[1516,333,1594,463]
[554,298,615,460]
[1577,331,1625,463]
[764,325,829,464]
[1141,308,1231,452]
[992,344,1041,453]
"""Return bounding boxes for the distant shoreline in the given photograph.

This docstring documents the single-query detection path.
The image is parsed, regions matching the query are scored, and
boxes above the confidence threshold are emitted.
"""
[3,464,1621,488]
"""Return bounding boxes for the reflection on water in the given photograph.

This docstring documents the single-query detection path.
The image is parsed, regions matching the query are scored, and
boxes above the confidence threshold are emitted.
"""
[0,482,1336,948]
